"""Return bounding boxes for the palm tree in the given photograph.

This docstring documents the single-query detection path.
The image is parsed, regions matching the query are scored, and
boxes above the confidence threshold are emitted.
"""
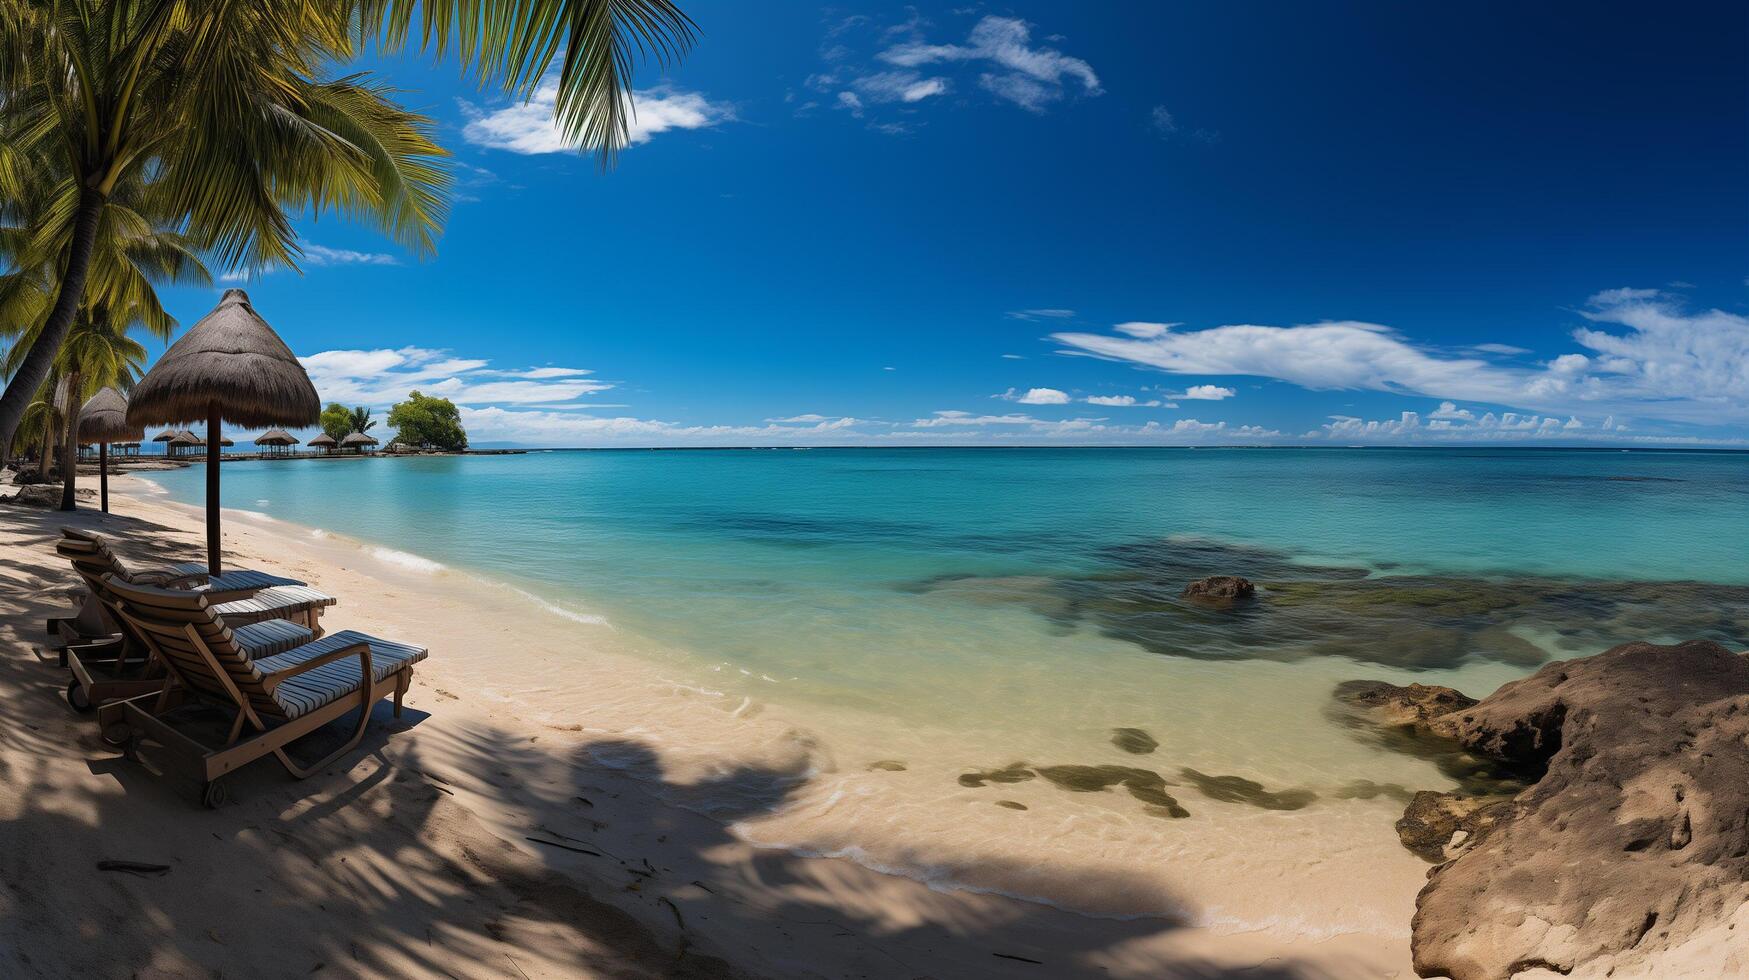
[0,0,696,455]
[349,406,377,435]
[1,144,211,504]
[54,307,151,509]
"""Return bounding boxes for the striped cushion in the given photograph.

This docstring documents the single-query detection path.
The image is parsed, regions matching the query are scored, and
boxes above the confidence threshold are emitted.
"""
[254,630,429,720]
[211,586,337,625]
[202,569,304,593]
[231,619,314,659]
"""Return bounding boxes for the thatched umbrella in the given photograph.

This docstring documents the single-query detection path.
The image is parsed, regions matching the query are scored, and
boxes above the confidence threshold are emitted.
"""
[255,428,298,456]
[341,431,379,454]
[168,431,201,452]
[78,387,141,513]
[307,432,338,454]
[128,289,319,573]
[149,429,179,456]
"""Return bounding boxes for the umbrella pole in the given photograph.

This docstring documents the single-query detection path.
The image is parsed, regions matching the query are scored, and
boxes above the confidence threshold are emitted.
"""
[100,442,109,513]
[207,405,222,575]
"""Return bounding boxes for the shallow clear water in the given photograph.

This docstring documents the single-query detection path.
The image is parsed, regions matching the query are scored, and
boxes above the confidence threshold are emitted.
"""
[137,447,1749,930]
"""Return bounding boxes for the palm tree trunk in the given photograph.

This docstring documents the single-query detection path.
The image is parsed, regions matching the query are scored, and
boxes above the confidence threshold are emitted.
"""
[0,186,106,454]
[59,371,81,511]
[38,416,54,481]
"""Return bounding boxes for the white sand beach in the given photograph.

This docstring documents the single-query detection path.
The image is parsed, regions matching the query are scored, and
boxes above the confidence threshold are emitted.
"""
[0,475,1415,979]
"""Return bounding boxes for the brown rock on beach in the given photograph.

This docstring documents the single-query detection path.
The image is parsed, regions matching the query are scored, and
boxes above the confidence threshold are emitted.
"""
[1407,639,1749,980]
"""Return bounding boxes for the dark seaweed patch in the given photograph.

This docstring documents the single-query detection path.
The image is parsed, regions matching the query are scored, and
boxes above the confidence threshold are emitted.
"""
[1177,769,1317,810]
[1111,728,1159,754]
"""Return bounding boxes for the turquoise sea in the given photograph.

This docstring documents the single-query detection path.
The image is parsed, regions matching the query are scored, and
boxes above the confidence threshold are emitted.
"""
[136,447,1749,929]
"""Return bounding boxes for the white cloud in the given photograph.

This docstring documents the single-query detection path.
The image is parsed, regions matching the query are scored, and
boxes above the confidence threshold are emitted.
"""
[1149,106,1177,135]
[1000,353,1026,360]
[849,70,950,104]
[512,367,594,379]
[881,16,1100,112]
[836,91,865,116]
[462,82,732,154]
[303,244,399,267]
[1052,289,1749,426]
[996,387,1072,405]
[217,242,401,281]
[299,347,611,407]
[1006,308,1077,321]
[1085,395,1137,407]
[1113,321,1176,338]
[1300,402,1744,445]
[1171,385,1236,401]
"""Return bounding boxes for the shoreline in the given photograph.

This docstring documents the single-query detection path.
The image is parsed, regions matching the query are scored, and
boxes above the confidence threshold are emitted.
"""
[0,474,1413,977]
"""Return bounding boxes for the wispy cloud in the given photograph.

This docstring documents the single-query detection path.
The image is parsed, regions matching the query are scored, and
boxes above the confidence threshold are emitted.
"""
[462,82,733,154]
[218,242,399,281]
[881,16,1101,112]
[808,13,1098,131]
[1005,308,1076,321]
[299,347,611,407]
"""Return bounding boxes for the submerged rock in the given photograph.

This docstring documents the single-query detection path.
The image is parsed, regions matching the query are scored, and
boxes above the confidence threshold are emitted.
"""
[867,760,907,772]
[1394,791,1508,863]
[1332,680,1477,728]
[1110,727,1159,754]
[1326,682,1525,797]
[1409,639,1749,980]
[1180,575,1255,602]
[957,763,1035,788]
[911,537,1749,671]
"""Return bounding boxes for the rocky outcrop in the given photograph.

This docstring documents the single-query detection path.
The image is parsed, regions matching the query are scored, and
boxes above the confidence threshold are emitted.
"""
[1179,575,1254,601]
[1408,640,1749,980]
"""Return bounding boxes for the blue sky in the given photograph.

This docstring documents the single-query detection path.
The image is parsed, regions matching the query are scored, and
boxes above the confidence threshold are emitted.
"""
[149,2,1748,447]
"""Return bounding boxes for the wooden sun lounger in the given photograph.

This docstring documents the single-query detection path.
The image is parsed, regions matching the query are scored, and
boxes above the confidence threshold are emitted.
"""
[51,529,335,652]
[99,575,428,808]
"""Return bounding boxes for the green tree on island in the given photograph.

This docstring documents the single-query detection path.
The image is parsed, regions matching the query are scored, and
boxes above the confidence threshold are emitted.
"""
[349,406,377,435]
[319,403,355,442]
[388,391,468,451]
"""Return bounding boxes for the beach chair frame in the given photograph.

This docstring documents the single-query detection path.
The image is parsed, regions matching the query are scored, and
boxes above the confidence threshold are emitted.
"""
[99,576,413,808]
[54,539,326,713]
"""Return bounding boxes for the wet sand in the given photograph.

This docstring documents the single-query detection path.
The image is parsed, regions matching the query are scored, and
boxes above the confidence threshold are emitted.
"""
[0,475,1412,978]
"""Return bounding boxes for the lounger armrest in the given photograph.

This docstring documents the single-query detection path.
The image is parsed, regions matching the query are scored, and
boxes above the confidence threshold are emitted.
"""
[261,642,372,691]
[133,569,203,588]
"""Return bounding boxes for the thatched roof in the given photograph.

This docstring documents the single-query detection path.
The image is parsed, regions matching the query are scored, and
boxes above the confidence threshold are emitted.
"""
[307,433,338,447]
[168,432,202,446]
[255,428,298,446]
[79,387,142,442]
[127,289,319,428]
[150,429,179,442]
[341,431,379,447]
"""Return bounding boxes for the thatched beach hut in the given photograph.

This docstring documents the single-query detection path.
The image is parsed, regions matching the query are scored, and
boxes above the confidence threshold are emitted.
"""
[340,431,379,454]
[150,428,180,456]
[127,289,319,572]
[255,428,298,456]
[78,387,141,513]
[307,433,338,454]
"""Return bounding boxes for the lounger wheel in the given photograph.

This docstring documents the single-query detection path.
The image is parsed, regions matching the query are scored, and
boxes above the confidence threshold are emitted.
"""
[101,722,133,747]
[65,678,94,713]
[201,779,230,810]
